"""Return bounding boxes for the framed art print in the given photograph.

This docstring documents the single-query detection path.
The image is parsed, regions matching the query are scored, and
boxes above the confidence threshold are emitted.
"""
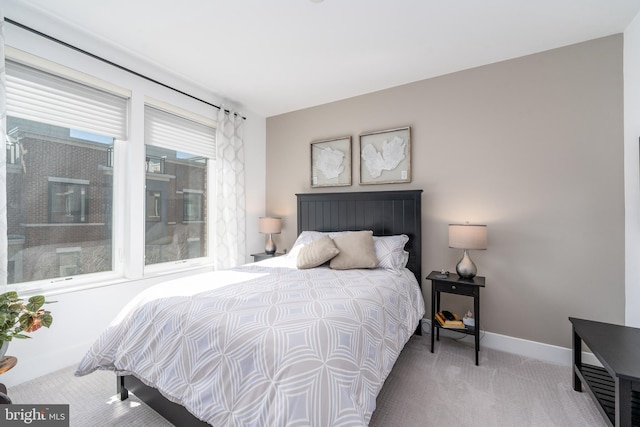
[310,136,352,188]
[359,126,411,184]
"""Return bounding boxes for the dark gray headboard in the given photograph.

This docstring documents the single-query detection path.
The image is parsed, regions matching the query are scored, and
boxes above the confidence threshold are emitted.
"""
[296,190,423,284]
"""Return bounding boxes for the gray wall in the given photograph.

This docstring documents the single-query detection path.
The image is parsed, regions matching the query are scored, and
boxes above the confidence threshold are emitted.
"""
[265,35,624,349]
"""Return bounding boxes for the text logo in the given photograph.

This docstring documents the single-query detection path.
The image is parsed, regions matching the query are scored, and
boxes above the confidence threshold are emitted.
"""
[1,405,69,426]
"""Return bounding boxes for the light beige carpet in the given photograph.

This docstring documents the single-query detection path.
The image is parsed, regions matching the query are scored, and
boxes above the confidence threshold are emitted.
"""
[369,334,605,426]
[6,334,605,426]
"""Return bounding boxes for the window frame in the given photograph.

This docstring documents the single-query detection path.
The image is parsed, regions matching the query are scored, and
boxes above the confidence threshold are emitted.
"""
[142,100,216,273]
[3,42,219,295]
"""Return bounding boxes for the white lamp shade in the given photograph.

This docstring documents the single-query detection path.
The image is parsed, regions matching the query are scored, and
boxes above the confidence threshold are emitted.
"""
[449,224,487,250]
[259,217,282,234]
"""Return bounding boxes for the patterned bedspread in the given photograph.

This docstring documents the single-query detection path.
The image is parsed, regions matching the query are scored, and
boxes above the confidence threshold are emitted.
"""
[75,256,425,426]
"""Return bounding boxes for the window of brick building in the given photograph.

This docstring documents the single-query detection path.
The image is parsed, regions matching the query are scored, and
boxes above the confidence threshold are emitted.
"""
[146,191,162,221]
[48,178,89,224]
[183,190,204,222]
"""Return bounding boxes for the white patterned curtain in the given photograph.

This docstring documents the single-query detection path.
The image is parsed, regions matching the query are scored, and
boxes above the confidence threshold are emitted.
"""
[214,108,246,269]
[0,13,8,290]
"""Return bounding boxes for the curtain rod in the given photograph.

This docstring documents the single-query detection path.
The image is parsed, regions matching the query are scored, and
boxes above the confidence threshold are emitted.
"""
[4,17,246,120]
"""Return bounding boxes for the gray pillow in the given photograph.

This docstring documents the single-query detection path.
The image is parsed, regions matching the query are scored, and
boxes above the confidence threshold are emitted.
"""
[329,230,378,270]
[296,235,340,269]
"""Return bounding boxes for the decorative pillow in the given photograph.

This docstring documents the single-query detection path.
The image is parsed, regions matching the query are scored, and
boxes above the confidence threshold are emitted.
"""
[329,230,377,270]
[373,234,410,271]
[296,235,340,269]
[288,231,325,258]
[288,230,350,258]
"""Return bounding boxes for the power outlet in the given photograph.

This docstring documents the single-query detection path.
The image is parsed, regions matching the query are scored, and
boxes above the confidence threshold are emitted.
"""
[421,318,431,334]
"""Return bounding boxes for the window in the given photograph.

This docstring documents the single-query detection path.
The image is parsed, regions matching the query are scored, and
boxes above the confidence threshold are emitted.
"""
[49,178,89,223]
[183,190,204,222]
[5,58,128,286]
[6,117,116,284]
[144,104,215,266]
[146,191,162,221]
[3,46,217,292]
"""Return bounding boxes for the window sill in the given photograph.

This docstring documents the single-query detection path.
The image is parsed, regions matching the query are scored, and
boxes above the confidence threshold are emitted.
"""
[13,263,214,298]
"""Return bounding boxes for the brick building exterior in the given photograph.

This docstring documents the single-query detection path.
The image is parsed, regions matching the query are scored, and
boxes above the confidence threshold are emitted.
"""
[6,117,207,285]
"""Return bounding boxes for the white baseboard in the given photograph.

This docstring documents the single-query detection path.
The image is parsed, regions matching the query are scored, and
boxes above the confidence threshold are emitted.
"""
[420,319,601,367]
[480,331,601,367]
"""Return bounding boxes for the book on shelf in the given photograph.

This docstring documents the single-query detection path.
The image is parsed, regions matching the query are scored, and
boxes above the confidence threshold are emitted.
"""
[435,311,465,328]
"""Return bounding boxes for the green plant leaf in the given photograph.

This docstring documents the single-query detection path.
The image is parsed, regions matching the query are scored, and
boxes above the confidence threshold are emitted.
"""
[0,291,19,302]
[8,302,23,313]
[17,313,32,329]
[11,333,31,340]
[26,295,45,312]
[40,313,53,328]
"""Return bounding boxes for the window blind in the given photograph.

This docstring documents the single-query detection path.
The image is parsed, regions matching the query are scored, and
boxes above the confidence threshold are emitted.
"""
[144,105,216,159]
[6,60,128,140]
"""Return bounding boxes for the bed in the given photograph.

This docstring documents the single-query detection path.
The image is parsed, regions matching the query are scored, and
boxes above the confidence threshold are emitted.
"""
[75,190,424,426]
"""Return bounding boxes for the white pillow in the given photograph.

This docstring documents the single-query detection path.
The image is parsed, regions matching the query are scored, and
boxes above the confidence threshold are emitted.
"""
[373,235,410,271]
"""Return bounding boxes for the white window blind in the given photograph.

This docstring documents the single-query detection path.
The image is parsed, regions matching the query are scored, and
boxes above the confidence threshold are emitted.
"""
[6,60,128,140]
[145,105,216,159]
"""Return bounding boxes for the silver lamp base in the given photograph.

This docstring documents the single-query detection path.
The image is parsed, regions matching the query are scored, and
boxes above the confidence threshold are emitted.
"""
[456,249,477,279]
[265,234,276,255]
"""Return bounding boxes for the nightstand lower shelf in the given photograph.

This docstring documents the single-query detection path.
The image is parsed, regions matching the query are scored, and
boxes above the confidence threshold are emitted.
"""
[434,323,476,334]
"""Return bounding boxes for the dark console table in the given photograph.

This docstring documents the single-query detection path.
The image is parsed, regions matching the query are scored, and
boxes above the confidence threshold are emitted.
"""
[569,317,640,426]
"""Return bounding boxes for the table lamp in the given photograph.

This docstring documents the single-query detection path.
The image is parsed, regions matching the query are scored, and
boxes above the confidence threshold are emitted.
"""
[449,224,487,279]
[259,217,282,255]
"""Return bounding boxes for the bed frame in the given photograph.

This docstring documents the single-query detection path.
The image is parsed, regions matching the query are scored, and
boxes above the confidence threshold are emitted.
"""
[117,189,423,426]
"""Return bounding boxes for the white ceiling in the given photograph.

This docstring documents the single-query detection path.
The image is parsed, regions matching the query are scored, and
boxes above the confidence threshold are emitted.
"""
[6,0,640,117]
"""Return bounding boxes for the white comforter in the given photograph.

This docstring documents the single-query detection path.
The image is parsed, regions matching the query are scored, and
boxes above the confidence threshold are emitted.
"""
[75,256,425,426]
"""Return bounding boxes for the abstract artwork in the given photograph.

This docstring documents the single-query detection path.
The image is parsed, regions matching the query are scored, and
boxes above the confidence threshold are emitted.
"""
[359,126,411,184]
[310,136,352,187]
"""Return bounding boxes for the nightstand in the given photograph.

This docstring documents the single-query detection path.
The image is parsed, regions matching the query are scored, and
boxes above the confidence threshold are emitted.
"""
[251,252,284,262]
[427,271,485,365]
